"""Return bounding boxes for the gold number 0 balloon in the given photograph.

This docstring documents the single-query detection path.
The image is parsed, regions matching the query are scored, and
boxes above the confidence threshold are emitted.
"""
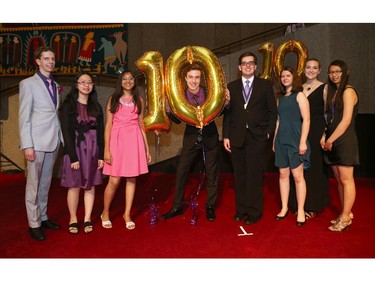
[135,51,171,132]
[273,40,308,80]
[165,46,226,128]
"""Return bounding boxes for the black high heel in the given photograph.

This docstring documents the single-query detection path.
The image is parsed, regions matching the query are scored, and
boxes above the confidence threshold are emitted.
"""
[296,220,306,226]
[275,210,289,220]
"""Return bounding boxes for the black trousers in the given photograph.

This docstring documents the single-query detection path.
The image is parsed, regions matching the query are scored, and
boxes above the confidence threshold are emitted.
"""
[231,130,267,217]
[172,141,219,209]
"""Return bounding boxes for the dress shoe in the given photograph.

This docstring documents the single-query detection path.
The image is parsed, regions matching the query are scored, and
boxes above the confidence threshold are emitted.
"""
[244,215,261,225]
[29,227,46,241]
[275,210,289,221]
[233,213,246,222]
[296,220,306,227]
[206,206,216,221]
[161,207,183,219]
[41,219,60,230]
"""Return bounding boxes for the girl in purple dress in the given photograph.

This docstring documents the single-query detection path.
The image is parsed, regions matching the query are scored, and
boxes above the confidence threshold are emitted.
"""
[60,72,104,234]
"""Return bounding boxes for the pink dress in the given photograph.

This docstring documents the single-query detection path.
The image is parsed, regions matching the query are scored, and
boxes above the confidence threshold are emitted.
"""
[103,97,148,177]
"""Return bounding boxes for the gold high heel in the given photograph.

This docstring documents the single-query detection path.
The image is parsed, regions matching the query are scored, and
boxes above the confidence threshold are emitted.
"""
[330,213,354,224]
[328,218,352,232]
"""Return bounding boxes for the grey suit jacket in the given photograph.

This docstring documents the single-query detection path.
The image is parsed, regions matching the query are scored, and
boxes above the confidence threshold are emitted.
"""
[19,73,64,152]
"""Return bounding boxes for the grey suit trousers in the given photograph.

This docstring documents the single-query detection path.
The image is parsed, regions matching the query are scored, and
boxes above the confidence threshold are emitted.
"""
[25,146,59,228]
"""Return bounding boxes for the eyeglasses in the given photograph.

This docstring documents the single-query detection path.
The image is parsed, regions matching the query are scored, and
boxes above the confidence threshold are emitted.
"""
[241,61,256,67]
[328,70,342,76]
[77,81,94,86]
[122,77,134,81]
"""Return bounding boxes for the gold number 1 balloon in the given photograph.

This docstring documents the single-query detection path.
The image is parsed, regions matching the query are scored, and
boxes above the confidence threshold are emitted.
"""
[258,42,275,81]
[135,51,171,132]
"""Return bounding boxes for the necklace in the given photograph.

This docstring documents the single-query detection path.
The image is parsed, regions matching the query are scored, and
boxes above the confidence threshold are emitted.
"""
[305,81,318,92]
[120,97,134,106]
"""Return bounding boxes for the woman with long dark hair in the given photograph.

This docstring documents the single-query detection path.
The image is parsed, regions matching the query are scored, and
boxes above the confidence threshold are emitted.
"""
[60,71,104,234]
[100,70,151,230]
[322,60,359,232]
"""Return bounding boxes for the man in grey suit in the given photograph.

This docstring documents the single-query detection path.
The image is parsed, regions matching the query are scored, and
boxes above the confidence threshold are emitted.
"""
[19,46,64,240]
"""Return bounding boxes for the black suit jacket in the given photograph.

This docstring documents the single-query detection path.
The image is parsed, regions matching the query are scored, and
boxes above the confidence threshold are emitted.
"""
[223,76,277,147]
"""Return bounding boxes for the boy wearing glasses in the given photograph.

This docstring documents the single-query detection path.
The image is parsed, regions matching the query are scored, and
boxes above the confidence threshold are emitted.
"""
[223,51,277,224]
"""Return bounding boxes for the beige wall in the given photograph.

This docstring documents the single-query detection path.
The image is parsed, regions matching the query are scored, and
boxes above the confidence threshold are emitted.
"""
[1,94,23,170]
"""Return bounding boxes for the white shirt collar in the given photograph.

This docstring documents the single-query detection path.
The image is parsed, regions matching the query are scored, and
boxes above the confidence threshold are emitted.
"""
[242,76,254,86]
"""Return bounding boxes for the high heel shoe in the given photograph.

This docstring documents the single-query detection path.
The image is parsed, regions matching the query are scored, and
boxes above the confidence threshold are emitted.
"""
[296,211,306,226]
[330,213,354,224]
[328,218,352,232]
[275,210,289,221]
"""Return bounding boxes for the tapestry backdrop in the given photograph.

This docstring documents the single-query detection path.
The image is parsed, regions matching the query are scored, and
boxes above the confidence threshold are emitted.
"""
[0,23,128,76]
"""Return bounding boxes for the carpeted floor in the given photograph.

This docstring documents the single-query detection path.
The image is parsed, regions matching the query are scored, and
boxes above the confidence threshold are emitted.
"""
[1,171,374,278]
[1,171,375,258]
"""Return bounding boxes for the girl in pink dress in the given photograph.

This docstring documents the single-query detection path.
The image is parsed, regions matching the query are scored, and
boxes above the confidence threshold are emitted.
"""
[101,70,151,230]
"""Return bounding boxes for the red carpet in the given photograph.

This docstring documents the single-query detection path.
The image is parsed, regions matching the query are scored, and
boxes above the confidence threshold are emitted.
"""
[1,171,375,259]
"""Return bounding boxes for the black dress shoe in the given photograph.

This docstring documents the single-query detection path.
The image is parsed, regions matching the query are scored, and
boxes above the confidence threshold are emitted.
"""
[296,220,306,226]
[41,219,60,230]
[29,227,46,240]
[206,206,216,221]
[161,207,183,219]
[244,215,261,225]
[233,213,246,222]
[275,210,289,221]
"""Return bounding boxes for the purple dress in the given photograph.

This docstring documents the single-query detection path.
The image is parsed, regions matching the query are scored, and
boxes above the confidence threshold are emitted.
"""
[61,102,103,189]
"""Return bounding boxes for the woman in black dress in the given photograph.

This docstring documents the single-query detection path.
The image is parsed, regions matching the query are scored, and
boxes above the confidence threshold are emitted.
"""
[322,60,359,232]
[289,59,329,219]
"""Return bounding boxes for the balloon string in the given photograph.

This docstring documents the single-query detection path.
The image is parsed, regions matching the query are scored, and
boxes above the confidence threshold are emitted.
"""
[149,188,159,226]
[155,133,160,163]
[190,144,206,225]
[149,134,160,225]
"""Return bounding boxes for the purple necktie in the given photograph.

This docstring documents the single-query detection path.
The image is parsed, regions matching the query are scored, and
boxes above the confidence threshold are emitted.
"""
[47,79,56,105]
[244,80,250,100]
[47,79,53,94]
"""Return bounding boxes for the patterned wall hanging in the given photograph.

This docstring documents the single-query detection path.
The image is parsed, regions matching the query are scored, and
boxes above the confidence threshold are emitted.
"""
[0,23,128,76]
